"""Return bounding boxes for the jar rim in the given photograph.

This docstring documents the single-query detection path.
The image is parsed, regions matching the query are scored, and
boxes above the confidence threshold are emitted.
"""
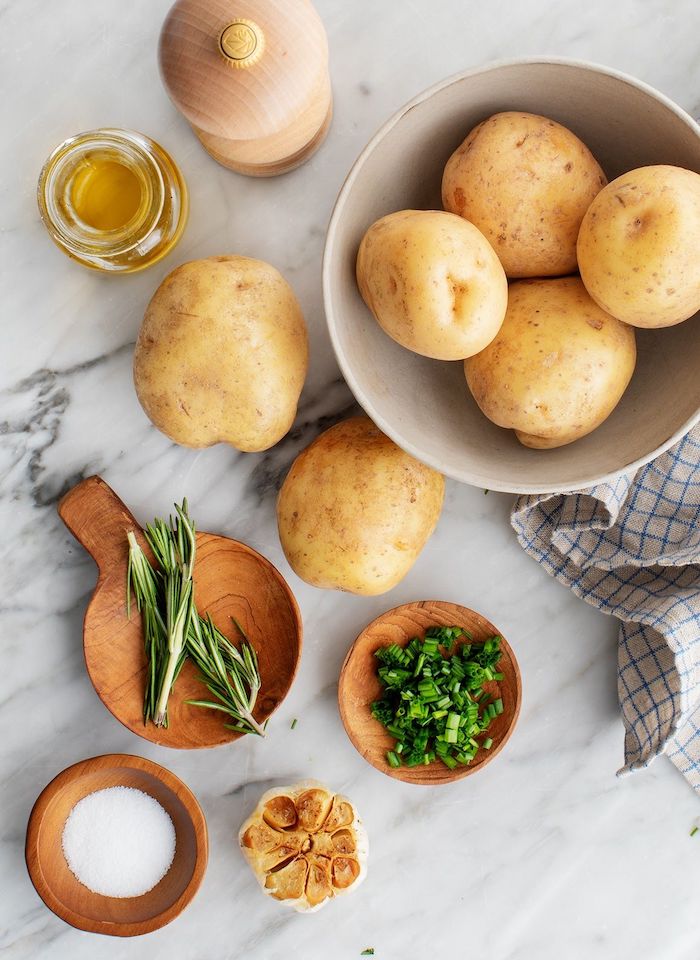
[37,129,166,257]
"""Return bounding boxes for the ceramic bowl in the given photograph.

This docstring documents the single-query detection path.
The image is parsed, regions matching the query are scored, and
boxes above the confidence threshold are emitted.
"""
[25,754,207,936]
[323,58,700,493]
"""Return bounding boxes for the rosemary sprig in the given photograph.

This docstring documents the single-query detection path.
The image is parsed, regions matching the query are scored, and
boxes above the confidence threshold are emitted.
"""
[186,615,266,737]
[126,500,196,727]
[126,499,264,736]
[126,530,166,723]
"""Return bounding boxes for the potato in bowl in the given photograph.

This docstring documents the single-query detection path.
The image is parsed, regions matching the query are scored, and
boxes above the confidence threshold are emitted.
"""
[577,164,700,328]
[356,209,507,361]
[442,111,607,278]
[464,277,637,449]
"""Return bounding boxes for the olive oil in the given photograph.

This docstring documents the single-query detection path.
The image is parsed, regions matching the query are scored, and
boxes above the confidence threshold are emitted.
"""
[38,129,188,274]
[69,156,143,231]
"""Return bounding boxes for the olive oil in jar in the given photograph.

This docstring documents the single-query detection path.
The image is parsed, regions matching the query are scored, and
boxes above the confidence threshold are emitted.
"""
[37,129,188,274]
[69,157,143,231]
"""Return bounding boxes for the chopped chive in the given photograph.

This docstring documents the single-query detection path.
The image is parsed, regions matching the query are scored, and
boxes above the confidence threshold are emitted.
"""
[360,951,375,957]
[371,628,504,771]
[691,826,699,837]
[290,718,298,730]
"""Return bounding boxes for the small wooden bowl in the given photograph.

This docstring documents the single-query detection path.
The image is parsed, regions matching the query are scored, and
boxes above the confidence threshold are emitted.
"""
[338,601,522,786]
[58,477,303,749]
[25,754,208,936]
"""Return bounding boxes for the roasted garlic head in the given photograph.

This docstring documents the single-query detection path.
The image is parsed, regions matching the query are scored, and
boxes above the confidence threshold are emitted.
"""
[239,780,369,912]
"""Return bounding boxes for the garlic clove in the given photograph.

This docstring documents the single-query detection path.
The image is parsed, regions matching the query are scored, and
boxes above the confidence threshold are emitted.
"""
[295,788,333,833]
[308,831,334,856]
[330,828,356,855]
[260,840,303,872]
[262,795,297,830]
[305,854,333,907]
[241,820,283,854]
[323,797,354,832]
[265,857,308,901]
[332,856,361,890]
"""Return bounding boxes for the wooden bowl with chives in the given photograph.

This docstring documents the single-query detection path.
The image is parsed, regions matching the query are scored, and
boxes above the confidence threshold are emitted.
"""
[338,600,522,785]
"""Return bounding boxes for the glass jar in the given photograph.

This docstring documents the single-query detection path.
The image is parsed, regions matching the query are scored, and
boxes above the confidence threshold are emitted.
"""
[37,128,188,274]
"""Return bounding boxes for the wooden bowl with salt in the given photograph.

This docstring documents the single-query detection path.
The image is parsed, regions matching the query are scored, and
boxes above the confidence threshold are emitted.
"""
[25,753,207,936]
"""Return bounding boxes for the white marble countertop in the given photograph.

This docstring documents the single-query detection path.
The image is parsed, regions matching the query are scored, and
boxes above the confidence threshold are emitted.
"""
[3,1,700,958]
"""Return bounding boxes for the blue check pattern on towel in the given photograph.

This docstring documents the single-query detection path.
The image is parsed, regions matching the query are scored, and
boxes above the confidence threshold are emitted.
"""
[511,428,700,793]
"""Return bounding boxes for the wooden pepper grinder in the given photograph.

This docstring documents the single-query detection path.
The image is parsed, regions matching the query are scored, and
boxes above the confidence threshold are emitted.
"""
[159,0,332,177]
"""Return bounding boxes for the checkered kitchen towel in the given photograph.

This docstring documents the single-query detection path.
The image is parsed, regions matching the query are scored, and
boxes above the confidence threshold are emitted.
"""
[511,427,700,793]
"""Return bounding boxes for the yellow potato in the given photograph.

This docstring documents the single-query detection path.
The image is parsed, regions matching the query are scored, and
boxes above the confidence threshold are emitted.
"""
[464,277,636,449]
[577,164,700,328]
[277,416,444,594]
[134,256,308,452]
[356,209,507,360]
[442,112,607,278]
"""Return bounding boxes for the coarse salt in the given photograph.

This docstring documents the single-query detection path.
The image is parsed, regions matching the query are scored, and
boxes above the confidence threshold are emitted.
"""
[61,785,176,898]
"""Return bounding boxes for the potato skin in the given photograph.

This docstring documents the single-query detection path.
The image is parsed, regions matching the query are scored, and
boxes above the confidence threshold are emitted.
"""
[577,164,700,328]
[464,277,636,449]
[277,416,445,595]
[442,112,607,278]
[356,209,507,360]
[133,256,308,452]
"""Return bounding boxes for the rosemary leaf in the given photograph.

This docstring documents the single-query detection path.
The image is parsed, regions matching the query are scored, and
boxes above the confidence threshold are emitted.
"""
[185,699,234,713]
[185,615,265,737]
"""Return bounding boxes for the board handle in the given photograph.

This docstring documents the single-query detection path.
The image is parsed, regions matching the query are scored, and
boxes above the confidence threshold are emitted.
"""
[58,476,143,571]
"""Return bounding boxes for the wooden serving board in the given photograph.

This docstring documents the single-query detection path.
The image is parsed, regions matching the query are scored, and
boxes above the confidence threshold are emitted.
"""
[59,477,302,748]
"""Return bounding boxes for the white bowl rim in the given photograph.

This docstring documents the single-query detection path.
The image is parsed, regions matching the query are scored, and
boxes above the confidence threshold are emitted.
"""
[322,56,700,494]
